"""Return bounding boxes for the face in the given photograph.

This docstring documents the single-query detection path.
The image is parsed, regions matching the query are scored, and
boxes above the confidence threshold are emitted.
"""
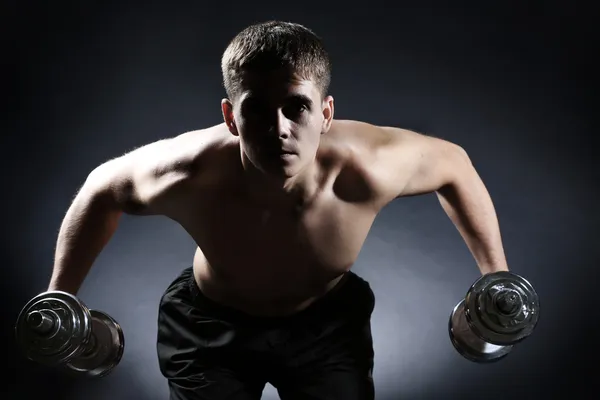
[221,69,334,181]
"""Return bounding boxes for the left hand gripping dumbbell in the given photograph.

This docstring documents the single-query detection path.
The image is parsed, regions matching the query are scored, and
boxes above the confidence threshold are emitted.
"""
[15,291,125,377]
[448,271,540,363]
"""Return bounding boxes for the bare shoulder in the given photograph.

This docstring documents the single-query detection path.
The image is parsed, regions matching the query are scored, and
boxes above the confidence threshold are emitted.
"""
[327,119,427,152]
[126,123,233,172]
[324,119,412,174]
[87,123,234,214]
[319,120,389,204]
[323,119,461,205]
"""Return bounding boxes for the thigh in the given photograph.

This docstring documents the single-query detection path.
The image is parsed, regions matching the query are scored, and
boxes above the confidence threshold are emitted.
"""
[156,268,267,400]
[273,273,376,399]
[166,366,266,400]
[277,322,375,400]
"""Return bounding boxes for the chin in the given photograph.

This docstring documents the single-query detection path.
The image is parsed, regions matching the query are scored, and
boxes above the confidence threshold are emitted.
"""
[262,166,296,180]
[260,163,301,180]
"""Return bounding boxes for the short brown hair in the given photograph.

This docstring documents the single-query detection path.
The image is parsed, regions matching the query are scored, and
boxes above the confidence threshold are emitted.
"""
[221,21,332,102]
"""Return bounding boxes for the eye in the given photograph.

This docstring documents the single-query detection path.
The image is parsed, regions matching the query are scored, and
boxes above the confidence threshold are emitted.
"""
[242,102,268,121]
[283,103,308,118]
[244,102,263,114]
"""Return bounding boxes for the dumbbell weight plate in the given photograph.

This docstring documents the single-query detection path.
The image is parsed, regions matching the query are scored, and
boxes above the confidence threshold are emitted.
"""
[66,310,125,378]
[15,291,92,365]
[448,299,512,363]
[465,271,540,346]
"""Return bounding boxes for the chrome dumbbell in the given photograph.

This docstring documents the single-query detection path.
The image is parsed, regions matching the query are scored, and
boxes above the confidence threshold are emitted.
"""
[15,291,125,377]
[448,271,540,363]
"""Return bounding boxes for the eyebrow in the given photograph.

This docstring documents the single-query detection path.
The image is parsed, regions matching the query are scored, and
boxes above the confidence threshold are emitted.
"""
[243,93,314,107]
[286,94,314,107]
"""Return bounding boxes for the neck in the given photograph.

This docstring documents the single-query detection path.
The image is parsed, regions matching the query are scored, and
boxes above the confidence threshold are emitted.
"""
[241,156,317,210]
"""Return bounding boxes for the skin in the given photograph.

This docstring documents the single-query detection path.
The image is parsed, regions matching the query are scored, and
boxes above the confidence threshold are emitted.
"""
[48,69,509,317]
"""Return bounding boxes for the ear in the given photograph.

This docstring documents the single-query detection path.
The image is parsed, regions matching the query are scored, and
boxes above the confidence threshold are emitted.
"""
[221,98,238,136]
[321,95,334,133]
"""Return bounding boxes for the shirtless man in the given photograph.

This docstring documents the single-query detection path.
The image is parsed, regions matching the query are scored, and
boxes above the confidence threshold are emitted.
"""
[47,21,509,399]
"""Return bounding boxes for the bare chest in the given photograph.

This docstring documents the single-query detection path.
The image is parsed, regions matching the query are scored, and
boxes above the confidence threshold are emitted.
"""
[176,191,376,296]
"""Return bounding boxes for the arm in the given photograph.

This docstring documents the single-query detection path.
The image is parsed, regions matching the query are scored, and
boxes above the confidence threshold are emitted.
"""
[48,172,123,295]
[372,127,508,275]
[48,138,190,294]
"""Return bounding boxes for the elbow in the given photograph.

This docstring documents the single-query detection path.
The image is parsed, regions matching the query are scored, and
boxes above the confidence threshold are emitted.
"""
[80,165,123,212]
[439,145,475,192]
[448,144,475,183]
[85,161,117,189]
[452,144,472,166]
[77,186,123,216]
[85,163,147,215]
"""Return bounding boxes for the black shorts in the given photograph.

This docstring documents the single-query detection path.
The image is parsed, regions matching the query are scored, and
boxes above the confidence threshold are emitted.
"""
[156,267,376,400]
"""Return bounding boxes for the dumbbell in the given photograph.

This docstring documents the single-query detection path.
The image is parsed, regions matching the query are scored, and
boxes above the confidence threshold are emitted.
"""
[448,271,540,363]
[15,291,125,377]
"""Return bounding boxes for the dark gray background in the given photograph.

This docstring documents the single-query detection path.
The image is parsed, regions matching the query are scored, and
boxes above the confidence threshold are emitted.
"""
[3,1,597,399]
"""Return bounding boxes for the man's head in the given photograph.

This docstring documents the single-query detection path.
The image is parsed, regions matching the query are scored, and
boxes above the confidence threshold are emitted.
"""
[220,21,334,181]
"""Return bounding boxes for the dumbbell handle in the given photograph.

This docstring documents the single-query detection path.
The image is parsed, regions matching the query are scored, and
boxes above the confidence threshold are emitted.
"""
[26,310,56,334]
[493,289,523,316]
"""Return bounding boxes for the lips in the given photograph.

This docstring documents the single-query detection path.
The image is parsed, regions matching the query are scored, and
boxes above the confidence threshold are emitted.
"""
[264,148,295,156]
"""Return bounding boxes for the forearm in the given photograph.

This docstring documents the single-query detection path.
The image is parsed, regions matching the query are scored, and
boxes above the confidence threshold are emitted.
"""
[436,165,509,275]
[48,188,122,295]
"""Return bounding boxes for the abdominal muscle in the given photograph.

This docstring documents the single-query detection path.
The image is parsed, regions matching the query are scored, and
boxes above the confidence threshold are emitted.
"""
[192,246,347,317]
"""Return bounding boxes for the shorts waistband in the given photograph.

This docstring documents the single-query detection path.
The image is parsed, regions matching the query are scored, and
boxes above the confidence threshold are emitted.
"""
[186,267,353,326]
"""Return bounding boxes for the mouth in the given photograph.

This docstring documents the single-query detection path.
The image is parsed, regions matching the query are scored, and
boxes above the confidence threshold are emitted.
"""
[264,148,296,156]
[262,149,296,164]
[276,152,296,161]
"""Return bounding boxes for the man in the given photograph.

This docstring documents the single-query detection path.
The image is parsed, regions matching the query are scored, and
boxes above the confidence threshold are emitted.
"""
[48,21,509,399]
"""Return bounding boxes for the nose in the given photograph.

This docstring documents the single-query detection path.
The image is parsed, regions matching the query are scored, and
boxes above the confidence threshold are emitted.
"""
[269,109,291,139]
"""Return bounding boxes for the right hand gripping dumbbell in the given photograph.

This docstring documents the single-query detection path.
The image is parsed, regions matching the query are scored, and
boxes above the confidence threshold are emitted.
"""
[15,291,125,378]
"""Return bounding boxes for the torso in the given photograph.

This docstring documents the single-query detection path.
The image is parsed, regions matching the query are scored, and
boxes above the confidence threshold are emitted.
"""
[152,121,391,316]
